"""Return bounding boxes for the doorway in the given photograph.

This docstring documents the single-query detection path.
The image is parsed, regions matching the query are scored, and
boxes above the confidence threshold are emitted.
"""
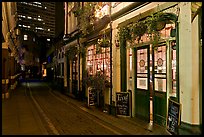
[72,56,78,97]
[135,43,167,126]
[152,44,167,126]
[135,45,150,121]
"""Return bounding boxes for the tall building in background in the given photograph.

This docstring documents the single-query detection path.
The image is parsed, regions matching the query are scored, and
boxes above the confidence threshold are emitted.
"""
[14,2,64,77]
[16,2,56,38]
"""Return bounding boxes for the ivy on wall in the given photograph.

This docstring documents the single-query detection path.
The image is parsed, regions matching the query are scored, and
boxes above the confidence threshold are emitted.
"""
[72,2,98,37]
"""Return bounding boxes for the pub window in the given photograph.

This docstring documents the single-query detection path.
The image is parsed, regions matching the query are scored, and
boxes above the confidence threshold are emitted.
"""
[86,44,110,80]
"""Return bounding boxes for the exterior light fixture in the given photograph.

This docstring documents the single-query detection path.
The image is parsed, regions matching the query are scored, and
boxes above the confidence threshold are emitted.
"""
[115,39,119,48]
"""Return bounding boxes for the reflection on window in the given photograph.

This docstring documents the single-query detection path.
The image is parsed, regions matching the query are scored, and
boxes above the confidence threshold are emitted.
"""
[154,78,166,92]
[154,45,167,92]
[86,45,110,80]
[137,48,147,73]
[154,45,166,74]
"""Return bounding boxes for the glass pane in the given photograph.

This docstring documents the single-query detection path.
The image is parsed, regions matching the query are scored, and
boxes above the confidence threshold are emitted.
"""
[154,45,166,73]
[137,48,148,73]
[129,48,132,90]
[154,78,166,92]
[171,41,177,96]
[137,78,148,90]
[154,45,166,92]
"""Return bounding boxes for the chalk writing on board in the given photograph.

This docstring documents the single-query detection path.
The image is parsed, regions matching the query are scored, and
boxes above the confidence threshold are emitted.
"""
[88,88,97,106]
[166,98,181,135]
[116,92,130,116]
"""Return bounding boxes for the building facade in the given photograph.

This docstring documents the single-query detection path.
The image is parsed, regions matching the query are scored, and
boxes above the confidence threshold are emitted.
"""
[16,2,56,38]
[15,2,64,76]
[52,2,202,134]
[2,2,21,99]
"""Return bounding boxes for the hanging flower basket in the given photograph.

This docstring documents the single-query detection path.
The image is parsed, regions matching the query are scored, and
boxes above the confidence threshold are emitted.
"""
[133,20,147,41]
[97,38,110,48]
[156,21,166,31]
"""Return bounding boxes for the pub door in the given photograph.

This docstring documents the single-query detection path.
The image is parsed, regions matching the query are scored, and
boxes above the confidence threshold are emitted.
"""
[153,44,167,126]
[135,45,150,121]
[72,57,78,97]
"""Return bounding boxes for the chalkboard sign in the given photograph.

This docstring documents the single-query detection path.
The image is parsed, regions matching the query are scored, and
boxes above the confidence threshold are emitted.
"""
[116,92,130,116]
[166,98,181,135]
[88,88,97,106]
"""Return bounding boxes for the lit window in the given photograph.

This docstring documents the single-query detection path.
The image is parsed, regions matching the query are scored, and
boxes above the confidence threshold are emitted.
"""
[48,29,50,31]
[43,22,45,24]
[28,16,32,19]
[38,18,42,21]
[33,37,35,42]
[24,35,28,40]
[47,39,50,41]
[38,15,40,17]
[86,45,110,78]
[28,26,30,28]
[18,24,22,27]
[34,18,37,20]
[45,7,47,9]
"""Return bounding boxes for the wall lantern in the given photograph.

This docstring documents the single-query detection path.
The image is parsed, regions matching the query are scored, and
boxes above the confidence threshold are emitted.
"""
[115,39,119,48]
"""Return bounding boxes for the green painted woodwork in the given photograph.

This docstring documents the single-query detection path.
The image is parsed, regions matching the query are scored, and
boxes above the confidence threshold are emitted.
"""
[120,39,127,92]
[82,46,87,99]
[135,45,150,121]
[153,44,167,127]
[153,91,167,126]
[135,89,150,121]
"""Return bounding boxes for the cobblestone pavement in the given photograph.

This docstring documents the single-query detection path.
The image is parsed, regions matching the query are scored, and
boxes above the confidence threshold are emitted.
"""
[2,81,170,135]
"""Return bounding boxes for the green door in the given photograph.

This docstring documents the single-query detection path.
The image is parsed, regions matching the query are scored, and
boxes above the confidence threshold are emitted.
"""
[72,57,78,97]
[153,44,167,126]
[135,45,150,121]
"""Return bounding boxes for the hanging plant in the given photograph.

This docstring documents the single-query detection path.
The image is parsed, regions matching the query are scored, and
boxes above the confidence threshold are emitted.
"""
[73,8,83,17]
[96,44,102,54]
[133,20,147,43]
[73,2,97,37]
[145,11,165,48]
[118,25,132,43]
[97,38,110,48]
